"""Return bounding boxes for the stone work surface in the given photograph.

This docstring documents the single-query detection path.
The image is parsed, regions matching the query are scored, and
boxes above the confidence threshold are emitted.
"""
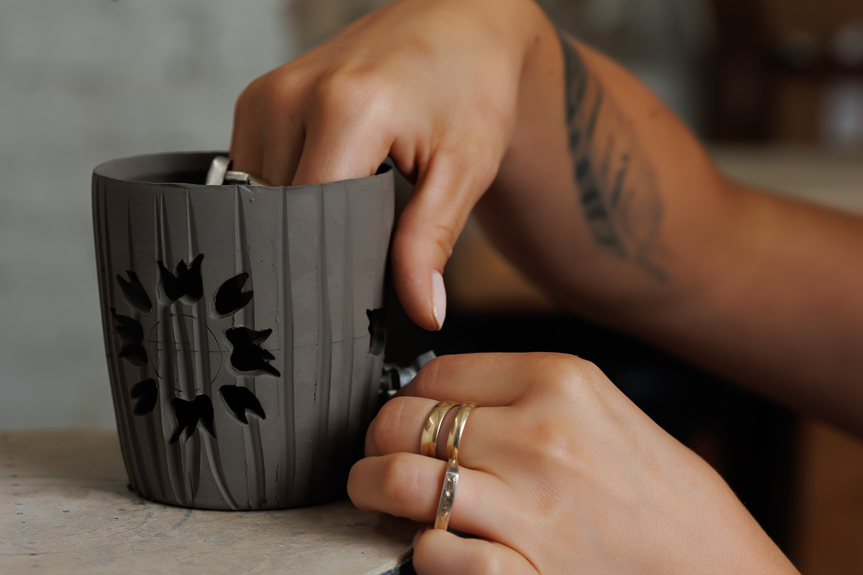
[0,429,418,574]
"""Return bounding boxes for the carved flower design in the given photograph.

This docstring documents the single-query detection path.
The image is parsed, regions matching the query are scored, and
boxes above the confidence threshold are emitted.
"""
[111,256,275,443]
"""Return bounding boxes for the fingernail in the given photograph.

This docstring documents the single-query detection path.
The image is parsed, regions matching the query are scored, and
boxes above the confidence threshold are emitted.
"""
[432,271,447,330]
[413,526,430,548]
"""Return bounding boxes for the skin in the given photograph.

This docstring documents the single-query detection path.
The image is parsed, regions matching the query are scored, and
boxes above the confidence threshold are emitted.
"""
[230,0,863,571]
[351,353,796,574]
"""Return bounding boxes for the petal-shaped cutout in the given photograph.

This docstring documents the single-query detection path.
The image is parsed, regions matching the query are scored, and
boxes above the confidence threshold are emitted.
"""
[111,308,144,342]
[182,254,205,302]
[219,385,266,424]
[169,395,215,444]
[215,273,253,316]
[225,327,280,376]
[111,308,148,366]
[366,308,386,356]
[118,343,148,367]
[158,254,204,303]
[157,261,181,301]
[117,271,152,313]
[130,379,158,415]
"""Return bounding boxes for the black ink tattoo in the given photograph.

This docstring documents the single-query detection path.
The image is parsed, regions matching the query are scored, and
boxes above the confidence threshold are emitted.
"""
[560,31,668,280]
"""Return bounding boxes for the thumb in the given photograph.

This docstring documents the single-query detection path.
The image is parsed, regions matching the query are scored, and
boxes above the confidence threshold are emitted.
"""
[391,152,491,331]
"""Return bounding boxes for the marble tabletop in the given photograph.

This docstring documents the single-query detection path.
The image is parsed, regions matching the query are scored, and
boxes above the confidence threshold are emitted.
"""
[0,429,419,574]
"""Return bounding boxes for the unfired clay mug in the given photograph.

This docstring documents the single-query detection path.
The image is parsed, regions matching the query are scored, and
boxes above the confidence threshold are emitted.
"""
[92,152,394,510]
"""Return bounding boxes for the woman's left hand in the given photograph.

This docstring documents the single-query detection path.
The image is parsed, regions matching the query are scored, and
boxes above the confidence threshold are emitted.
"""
[348,353,797,574]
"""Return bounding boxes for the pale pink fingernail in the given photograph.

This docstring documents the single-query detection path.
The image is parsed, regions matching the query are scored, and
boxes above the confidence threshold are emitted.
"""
[413,526,430,548]
[432,271,446,330]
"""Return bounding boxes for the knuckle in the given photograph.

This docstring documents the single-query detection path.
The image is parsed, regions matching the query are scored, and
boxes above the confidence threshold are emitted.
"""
[366,398,408,455]
[379,453,421,509]
[572,356,605,382]
[472,153,502,190]
[312,69,385,122]
[411,355,444,398]
[391,212,457,264]
[523,418,574,471]
[466,550,506,575]
[535,353,602,397]
[263,68,302,111]
[534,353,578,393]
[234,77,263,117]
[429,223,458,260]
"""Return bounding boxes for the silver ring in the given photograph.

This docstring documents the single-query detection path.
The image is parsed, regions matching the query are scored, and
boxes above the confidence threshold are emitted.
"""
[434,458,459,530]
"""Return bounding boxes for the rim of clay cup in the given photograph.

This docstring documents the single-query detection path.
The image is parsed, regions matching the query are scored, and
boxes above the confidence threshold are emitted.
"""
[93,151,393,188]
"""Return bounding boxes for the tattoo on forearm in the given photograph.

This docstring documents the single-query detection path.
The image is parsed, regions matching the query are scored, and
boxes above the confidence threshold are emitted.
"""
[560,31,668,280]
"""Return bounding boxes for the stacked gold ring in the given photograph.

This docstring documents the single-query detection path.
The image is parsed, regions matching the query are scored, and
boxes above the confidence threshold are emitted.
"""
[445,402,476,461]
[420,401,459,458]
[420,401,478,531]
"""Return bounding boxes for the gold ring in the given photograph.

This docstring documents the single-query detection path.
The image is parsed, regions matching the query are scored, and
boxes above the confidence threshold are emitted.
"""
[421,401,458,458]
[434,458,459,530]
[446,402,476,461]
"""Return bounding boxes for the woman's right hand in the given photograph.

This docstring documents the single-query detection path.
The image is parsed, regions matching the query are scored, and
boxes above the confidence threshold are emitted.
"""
[349,353,798,574]
[230,0,558,332]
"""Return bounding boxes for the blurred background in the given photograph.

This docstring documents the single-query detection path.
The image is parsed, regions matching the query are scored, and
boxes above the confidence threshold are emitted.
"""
[1,0,862,572]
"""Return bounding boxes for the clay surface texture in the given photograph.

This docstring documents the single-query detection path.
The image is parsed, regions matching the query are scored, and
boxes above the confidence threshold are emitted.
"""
[92,152,394,510]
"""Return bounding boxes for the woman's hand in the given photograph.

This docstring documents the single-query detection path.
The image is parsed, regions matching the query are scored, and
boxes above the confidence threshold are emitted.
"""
[348,353,797,574]
[230,0,554,331]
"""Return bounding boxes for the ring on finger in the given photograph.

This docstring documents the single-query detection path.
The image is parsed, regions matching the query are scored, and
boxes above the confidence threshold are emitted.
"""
[434,457,459,531]
[421,401,459,458]
[446,402,477,461]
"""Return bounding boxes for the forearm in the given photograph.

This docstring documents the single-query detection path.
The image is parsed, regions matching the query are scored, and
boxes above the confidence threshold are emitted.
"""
[480,27,863,432]
[690,185,863,433]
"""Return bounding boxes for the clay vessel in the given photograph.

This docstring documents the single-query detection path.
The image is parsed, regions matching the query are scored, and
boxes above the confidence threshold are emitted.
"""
[92,152,394,509]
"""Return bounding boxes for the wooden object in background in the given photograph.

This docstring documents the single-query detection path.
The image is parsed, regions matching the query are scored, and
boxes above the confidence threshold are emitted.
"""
[795,419,863,574]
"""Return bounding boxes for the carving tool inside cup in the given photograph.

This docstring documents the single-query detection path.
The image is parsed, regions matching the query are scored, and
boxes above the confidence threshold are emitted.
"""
[206,155,273,186]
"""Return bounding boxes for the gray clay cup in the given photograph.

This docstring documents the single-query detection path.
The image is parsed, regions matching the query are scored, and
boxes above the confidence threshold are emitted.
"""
[92,152,394,510]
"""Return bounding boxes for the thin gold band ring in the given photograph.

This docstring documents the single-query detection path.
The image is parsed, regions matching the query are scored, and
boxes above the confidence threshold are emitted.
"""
[446,402,476,461]
[420,401,458,458]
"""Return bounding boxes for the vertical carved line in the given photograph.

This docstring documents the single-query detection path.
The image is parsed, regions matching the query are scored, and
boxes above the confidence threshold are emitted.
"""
[159,194,193,504]
[338,186,355,477]
[234,187,266,508]
[365,181,387,420]
[156,193,185,504]
[125,203,158,501]
[174,191,200,503]
[141,400,162,500]
[366,179,391,423]
[202,440,238,509]
[95,181,140,490]
[170,298,198,501]
[184,191,206,398]
[169,304,192,400]
[187,192,237,509]
[314,185,333,499]
[138,198,172,505]
[278,190,296,507]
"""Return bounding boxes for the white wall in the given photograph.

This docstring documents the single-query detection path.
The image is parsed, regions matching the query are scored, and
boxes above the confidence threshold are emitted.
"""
[0,0,292,428]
